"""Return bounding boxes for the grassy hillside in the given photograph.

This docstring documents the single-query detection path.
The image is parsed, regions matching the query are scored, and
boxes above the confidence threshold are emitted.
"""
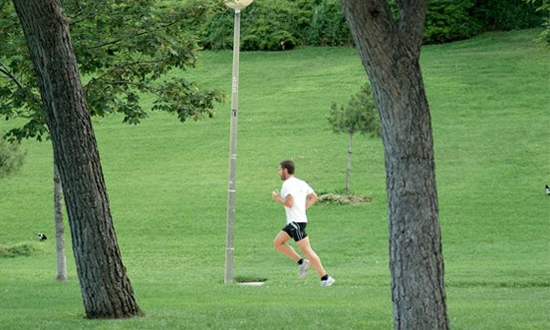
[0,29,548,329]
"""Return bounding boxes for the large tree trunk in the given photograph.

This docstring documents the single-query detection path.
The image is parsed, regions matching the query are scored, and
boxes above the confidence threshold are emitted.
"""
[13,0,142,318]
[53,162,67,282]
[340,1,449,329]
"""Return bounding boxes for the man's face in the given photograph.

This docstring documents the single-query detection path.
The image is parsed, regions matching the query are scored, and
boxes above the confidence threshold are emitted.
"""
[278,166,287,180]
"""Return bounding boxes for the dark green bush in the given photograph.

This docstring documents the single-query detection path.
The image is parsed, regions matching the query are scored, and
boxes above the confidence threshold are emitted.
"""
[198,0,236,50]
[471,0,544,31]
[306,0,352,46]
[201,0,304,51]
[198,0,543,50]
[240,2,301,51]
[424,0,483,44]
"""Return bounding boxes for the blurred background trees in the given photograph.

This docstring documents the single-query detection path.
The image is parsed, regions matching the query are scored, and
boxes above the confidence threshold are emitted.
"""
[198,0,545,51]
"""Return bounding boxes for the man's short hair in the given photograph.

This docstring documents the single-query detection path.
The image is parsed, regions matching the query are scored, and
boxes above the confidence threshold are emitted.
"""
[280,159,295,174]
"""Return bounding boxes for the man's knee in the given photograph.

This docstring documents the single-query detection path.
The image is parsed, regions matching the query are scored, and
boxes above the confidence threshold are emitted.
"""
[273,238,284,250]
[274,231,291,249]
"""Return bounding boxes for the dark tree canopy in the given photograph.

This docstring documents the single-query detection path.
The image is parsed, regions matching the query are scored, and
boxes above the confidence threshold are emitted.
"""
[1,0,224,142]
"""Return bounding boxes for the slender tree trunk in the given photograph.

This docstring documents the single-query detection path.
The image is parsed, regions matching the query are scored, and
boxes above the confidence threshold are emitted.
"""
[341,1,449,329]
[13,0,142,318]
[345,132,353,195]
[53,161,67,282]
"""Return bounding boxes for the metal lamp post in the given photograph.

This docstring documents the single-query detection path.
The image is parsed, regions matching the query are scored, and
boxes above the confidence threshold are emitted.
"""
[224,0,254,285]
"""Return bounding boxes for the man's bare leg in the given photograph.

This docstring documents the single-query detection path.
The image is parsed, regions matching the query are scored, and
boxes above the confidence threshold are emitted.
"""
[296,237,327,277]
[273,231,301,262]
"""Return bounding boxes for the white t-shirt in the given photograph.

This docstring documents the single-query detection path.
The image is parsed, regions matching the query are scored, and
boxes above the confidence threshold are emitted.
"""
[281,176,314,224]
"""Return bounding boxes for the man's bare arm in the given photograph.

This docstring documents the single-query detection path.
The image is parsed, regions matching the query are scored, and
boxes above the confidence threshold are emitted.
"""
[306,192,318,210]
[272,190,294,207]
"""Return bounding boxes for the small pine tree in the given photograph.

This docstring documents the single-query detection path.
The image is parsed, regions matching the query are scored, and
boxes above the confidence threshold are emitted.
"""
[328,83,380,195]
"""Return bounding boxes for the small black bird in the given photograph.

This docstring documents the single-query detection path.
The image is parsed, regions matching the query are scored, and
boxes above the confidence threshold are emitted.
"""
[38,232,47,241]
[545,185,550,195]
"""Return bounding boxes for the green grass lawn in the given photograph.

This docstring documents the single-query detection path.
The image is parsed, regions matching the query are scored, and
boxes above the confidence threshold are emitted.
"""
[1,29,549,329]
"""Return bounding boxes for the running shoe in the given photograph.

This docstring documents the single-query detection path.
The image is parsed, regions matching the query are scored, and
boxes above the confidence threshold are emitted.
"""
[298,259,310,278]
[321,276,335,286]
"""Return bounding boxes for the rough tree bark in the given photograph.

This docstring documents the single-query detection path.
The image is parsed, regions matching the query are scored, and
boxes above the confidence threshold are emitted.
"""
[340,0,449,329]
[13,0,142,318]
[53,162,67,282]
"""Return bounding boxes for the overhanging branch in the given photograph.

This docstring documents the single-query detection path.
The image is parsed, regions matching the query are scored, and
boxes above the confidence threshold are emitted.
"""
[88,19,181,50]
[0,62,24,89]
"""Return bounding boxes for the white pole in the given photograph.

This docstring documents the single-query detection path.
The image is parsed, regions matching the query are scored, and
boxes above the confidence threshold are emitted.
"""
[224,8,242,285]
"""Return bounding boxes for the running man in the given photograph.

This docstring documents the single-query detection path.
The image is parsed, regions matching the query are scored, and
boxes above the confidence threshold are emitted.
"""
[272,159,335,286]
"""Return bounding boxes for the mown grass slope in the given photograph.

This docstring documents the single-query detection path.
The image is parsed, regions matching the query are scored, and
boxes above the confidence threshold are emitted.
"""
[0,29,548,329]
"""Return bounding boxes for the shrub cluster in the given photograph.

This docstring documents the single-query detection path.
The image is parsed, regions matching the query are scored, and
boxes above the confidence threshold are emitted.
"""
[198,0,544,50]
[423,0,543,44]
[200,0,350,50]
[423,0,483,44]
[470,0,545,31]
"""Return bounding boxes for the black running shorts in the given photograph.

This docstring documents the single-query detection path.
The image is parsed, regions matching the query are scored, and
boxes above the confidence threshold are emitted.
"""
[282,222,308,242]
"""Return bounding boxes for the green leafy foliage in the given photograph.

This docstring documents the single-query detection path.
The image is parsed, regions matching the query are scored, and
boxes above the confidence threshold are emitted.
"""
[471,0,544,31]
[0,0,224,142]
[201,0,543,50]
[307,0,351,46]
[424,0,483,44]
[201,0,353,51]
[201,0,306,51]
[328,83,380,137]
[524,0,550,47]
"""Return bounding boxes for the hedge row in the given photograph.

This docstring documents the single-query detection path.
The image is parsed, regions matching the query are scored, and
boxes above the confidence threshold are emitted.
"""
[197,0,544,51]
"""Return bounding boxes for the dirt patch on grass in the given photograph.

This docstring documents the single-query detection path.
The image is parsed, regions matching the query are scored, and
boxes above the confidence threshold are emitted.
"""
[0,243,37,258]
[317,193,372,205]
